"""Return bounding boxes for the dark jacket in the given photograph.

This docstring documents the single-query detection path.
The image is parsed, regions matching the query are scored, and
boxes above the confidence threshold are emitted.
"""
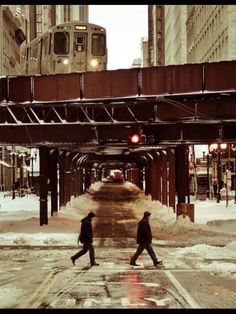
[78,216,93,244]
[136,217,152,244]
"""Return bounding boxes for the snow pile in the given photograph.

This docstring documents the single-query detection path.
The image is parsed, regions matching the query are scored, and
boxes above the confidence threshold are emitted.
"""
[1,183,236,246]
[193,198,236,224]
[0,232,77,246]
[206,219,236,234]
[132,194,177,229]
[131,193,204,233]
[174,242,236,259]
[67,194,99,213]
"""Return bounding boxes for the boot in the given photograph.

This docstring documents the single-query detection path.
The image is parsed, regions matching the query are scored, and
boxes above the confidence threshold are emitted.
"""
[71,257,75,266]
[154,260,162,267]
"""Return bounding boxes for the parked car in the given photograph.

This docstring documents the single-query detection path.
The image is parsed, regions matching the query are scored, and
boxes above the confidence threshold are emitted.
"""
[111,170,124,183]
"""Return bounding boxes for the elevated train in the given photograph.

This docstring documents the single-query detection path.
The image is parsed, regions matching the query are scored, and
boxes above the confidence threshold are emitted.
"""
[21,21,107,75]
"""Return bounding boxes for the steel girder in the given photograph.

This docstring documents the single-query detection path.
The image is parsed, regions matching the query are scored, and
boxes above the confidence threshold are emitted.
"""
[0,91,236,149]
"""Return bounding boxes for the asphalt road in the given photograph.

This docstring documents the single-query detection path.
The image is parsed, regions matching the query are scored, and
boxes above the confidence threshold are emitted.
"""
[0,182,236,309]
[1,244,236,309]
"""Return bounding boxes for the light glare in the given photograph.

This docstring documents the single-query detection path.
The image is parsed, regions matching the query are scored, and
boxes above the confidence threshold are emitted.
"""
[131,134,140,144]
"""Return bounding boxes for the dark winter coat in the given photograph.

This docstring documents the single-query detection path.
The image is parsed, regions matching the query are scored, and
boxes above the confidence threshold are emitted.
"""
[78,216,94,244]
[136,217,152,244]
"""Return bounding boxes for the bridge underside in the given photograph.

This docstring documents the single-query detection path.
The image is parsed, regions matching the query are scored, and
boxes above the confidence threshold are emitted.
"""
[1,92,236,153]
[0,61,235,225]
[0,122,236,148]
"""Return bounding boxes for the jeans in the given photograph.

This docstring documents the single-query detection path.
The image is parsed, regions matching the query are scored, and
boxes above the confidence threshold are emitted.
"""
[71,243,96,265]
[130,243,158,265]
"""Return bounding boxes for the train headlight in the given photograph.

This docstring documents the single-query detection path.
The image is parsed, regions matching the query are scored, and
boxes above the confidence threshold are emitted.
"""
[62,58,69,65]
[90,59,98,67]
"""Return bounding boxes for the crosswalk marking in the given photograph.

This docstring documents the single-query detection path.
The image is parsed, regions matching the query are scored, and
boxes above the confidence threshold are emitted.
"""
[144,297,173,306]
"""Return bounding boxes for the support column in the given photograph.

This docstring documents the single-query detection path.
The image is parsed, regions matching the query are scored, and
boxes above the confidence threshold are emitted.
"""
[49,149,58,216]
[131,167,139,186]
[127,168,131,182]
[39,146,49,226]
[156,152,161,202]
[161,150,168,206]
[217,151,222,203]
[59,151,66,207]
[71,166,76,197]
[76,167,84,196]
[145,164,152,196]
[176,145,194,221]
[64,153,72,203]
[168,149,176,212]
[175,145,189,204]
[138,167,144,190]
[97,168,102,181]
[150,155,158,200]
[84,167,91,190]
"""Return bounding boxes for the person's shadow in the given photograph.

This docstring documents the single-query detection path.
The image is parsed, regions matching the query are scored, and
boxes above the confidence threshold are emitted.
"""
[82,265,91,270]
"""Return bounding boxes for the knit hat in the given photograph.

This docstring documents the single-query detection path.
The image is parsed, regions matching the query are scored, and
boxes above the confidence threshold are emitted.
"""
[144,211,151,217]
[88,211,96,218]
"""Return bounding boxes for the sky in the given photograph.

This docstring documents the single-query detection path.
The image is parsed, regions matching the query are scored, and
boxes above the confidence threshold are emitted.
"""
[0,181,236,307]
[89,5,148,70]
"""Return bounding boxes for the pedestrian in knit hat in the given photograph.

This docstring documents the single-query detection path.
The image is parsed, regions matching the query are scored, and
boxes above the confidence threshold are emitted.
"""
[130,211,162,267]
[70,211,99,267]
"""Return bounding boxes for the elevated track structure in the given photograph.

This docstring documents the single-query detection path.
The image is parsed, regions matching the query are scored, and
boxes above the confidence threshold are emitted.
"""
[0,60,235,225]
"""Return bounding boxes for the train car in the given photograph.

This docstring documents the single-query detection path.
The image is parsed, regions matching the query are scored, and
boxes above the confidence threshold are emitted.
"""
[20,21,107,75]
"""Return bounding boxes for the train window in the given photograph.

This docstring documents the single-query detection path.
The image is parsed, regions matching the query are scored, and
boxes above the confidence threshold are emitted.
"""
[76,36,84,45]
[92,34,105,56]
[54,32,70,54]
[74,33,86,52]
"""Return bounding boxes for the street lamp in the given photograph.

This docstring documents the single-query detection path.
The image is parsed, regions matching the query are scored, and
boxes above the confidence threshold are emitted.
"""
[199,145,210,199]
[206,153,210,199]
[30,149,37,192]
[0,148,3,192]
[231,144,236,203]
[225,169,229,207]
[10,150,32,198]
[209,143,227,203]
[9,152,16,200]
[18,152,26,197]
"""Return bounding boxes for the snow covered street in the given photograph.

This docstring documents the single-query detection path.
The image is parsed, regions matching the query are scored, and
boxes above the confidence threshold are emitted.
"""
[0,181,236,308]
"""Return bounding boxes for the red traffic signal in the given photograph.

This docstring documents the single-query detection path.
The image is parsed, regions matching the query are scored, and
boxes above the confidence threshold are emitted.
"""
[130,133,140,144]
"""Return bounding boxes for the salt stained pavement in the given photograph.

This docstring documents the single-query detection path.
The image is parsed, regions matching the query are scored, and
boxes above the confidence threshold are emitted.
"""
[0,181,236,280]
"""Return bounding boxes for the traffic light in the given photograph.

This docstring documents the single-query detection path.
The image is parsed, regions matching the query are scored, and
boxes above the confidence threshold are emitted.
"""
[129,132,155,145]
[129,133,140,144]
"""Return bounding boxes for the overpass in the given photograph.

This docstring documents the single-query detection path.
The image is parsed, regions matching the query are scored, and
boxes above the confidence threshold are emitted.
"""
[0,60,235,224]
